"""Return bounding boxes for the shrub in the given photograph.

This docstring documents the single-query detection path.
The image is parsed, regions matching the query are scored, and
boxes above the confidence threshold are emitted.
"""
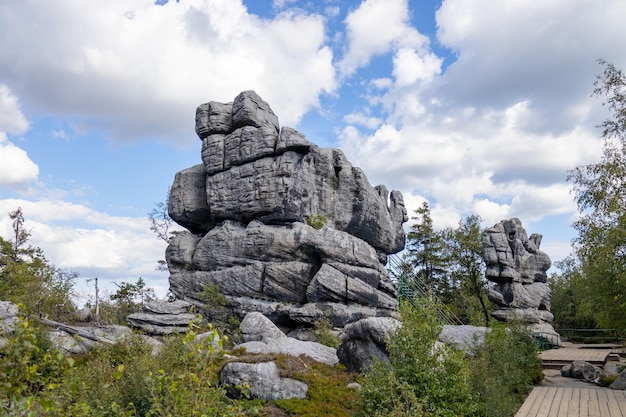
[358,302,482,417]
[305,214,328,230]
[313,315,339,348]
[468,322,543,417]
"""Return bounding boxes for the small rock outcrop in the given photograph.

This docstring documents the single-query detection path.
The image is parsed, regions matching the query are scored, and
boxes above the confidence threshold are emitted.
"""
[0,300,18,348]
[337,316,401,372]
[127,300,197,335]
[166,91,407,329]
[220,361,308,400]
[561,360,603,384]
[439,325,488,355]
[235,312,338,367]
[483,218,555,326]
[610,369,626,390]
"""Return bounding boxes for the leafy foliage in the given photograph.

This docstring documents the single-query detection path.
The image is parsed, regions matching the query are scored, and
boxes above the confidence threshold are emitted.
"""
[109,277,156,323]
[0,208,77,321]
[564,59,626,329]
[359,302,481,417]
[304,214,328,230]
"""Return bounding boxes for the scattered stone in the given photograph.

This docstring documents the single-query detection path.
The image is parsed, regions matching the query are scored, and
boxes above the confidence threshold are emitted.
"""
[220,361,308,400]
[0,300,19,334]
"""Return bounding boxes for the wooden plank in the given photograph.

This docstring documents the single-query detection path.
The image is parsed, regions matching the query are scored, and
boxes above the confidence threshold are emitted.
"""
[557,388,572,417]
[597,389,611,417]
[606,390,624,417]
[545,387,564,417]
[614,391,626,417]
[588,389,601,417]
[568,387,580,417]
[516,387,546,417]
[580,388,590,417]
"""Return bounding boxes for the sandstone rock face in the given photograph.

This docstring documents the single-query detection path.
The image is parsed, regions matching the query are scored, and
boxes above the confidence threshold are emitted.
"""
[483,218,554,325]
[167,91,407,328]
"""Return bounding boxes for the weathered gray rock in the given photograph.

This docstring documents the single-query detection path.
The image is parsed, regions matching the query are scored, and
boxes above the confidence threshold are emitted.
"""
[337,317,401,372]
[483,218,554,325]
[439,325,489,354]
[74,307,92,322]
[236,312,339,367]
[127,300,198,335]
[0,300,19,333]
[168,164,212,235]
[49,324,133,354]
[491,308,554,324]
[167,91,407,332]
[220,361,308,400]
[167,220,398,327]
[561,360,603,383]
[610,369,626,390]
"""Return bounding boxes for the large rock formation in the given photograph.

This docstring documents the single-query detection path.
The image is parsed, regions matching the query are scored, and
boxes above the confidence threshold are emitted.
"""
[166,91,407,328]
[483,218,555,326]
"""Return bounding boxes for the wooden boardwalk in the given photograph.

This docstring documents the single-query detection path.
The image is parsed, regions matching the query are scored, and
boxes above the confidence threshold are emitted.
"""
[540,344,616,369]
[515,386,626,417]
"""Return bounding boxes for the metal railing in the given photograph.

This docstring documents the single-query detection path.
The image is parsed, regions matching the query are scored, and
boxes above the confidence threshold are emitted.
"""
[554,328,626,344]
[388,254,463,326]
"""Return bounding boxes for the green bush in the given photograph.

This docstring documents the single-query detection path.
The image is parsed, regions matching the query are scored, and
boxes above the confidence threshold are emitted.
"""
[304,214,328,230]
[468,323,543,417]
[359,303,482,417]
[313,315,339,348]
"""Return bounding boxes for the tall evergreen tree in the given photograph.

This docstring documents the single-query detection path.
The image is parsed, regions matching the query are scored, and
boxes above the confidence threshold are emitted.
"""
[404,202,452,302]
[444,214,490,326]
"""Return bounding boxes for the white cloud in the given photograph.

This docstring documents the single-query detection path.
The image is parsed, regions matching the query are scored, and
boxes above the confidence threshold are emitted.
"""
[392,48,442,86]
[0,0,336,142]
[0,134,39,189]
[0,199,169,297]
[339,0,428,76]
[0,84,29,134]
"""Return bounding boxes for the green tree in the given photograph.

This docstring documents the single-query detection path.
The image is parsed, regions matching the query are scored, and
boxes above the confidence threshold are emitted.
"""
[443,214,490,326]
[404,202,452,302]
[548,256,596,330]
[0,208,76,320]
[110,277,156,322]
[567,59,626,328]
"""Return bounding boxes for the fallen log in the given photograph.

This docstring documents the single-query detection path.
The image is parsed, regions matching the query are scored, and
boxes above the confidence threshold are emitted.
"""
[37,317,116,345]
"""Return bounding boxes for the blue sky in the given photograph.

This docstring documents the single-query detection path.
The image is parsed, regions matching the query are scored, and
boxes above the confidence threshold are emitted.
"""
[0,0,624,301]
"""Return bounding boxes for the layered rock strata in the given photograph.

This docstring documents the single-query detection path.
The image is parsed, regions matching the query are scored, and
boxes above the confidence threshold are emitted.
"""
[167,91,407,328]
[483,218,554,325]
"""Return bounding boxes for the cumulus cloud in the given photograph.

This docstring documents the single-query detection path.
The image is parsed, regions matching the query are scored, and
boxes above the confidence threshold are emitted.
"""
[339,0,429,76]
[0,199,169,297]
[0,85,38,189]
[0,0,336,143]
[336,0,624,237]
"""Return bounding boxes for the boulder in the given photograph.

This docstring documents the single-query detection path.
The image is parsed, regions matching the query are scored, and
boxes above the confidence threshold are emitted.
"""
[439,325,488,354]
[235,312,339,367]
[610,369,626,390]
[0,300,19,334]
[74,307,92,323]
[337,317,401,372]
[220,361,308,400]
[561,360,603,383]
